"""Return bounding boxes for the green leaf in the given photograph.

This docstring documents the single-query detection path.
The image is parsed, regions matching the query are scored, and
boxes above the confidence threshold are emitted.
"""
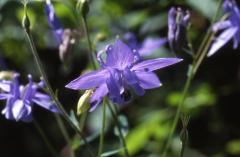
[166,83,216,114]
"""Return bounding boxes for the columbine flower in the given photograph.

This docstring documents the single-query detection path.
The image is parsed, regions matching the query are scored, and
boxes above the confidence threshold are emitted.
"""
[208,0,240,56]
[124,32,167,56]
[0,74,58,122]
[66,39,182,111]
[168,7,190,53]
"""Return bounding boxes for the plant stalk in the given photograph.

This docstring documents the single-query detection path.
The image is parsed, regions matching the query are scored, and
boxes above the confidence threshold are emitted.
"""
[23,28,95,157]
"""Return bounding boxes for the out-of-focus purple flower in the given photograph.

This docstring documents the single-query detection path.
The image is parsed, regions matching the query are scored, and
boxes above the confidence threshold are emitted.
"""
[208,0,240,56]
[45,0,64,44]
[168,7,190,53]
[0,74,58,122]
[66,39,182,111]
[44,1,80,63]
[124,32,167,56]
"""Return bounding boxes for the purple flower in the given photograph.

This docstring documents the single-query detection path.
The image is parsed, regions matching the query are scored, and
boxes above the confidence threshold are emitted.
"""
[66,39,182,111]
[45,0,64,44]
[168,7,190,53]
[124,32,167,56]
[208,0,240,56]
[0,74,58,122]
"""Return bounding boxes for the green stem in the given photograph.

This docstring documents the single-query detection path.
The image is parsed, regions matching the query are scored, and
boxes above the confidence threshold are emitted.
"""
[33,119,59,157]
[81,16,98,69]
[107,102,130,157]
[195,0,222,60]
[180,140,186,157]
[162,1,223,156]
[23,28,95,157]
[79,112,88,130]
[98,101,107,157]
[162,71,193,157]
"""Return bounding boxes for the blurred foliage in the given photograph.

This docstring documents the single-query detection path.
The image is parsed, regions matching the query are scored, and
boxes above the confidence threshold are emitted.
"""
[167,83,216,115]
[126,110,171,155]
[226,139,240,155]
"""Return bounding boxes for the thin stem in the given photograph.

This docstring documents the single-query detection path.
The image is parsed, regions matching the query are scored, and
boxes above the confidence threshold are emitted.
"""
[79,112,88,130]
[23,28,95,157]
[180,137,187,157]
[98,101,107,157]
[54,114,75,157]
[193,33,215,74]
[33,119,59,157]
[162,72,193,157]
[81,16,98,69]
[162,1,223,156]
[195,0,222,60]
[107,101,130,157]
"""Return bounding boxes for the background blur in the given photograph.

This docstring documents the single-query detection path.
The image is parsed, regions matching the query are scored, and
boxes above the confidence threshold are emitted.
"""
[0,0,240,157]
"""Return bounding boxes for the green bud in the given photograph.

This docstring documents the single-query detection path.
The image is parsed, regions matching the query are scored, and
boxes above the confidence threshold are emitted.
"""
[95,32,107,42]
[77,0,89,18]
[77,90,92,115]
[22,14,30,31]
[0,71,15,80]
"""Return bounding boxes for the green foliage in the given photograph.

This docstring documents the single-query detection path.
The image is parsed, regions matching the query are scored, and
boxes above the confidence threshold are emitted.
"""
[126,110,171,155]
[226,140,240,155]
[167,83,216,114]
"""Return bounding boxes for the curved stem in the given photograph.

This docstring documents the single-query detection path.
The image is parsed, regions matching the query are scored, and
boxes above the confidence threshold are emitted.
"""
[98,101,107,157]
[24,28,95,157]
[107,102,130,157]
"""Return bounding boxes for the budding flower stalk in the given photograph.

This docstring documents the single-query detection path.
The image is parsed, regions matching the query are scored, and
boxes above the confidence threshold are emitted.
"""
[77,90,93,115]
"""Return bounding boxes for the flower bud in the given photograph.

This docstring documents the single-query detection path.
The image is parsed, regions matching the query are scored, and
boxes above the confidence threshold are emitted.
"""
[22,14,30,31]
[168,7,190,53]
[77,0,89,18]
[95,32,107,42]
[0,71,15,80]
[77,90,93,115]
